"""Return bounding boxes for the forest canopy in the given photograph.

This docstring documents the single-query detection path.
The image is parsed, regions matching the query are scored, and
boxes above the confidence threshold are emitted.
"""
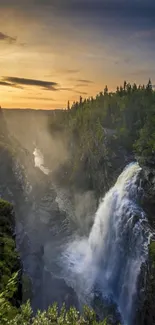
[49,80,155,195]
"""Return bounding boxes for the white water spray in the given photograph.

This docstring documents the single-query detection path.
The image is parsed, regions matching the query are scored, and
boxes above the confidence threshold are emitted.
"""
[61,163,149,325]
[33,148,50,175]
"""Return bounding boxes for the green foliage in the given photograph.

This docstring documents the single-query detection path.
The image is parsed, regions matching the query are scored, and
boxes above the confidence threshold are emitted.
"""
[0,273,19,323]
[0,275,119,325]
[0,198,22,324]
[149,241,155,262]
[1,300,113,325]
[67,79,155,155]
[0,200,13,218]
[134,106,155,163]
[50,80,155,195]
[0,199,19,293]
[0,200,15,290]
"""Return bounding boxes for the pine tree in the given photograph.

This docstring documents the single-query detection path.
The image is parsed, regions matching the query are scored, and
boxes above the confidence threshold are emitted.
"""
[67,100,70,110]
[104,85,108,95]
[123,80,127,91]
[146,78,152,92]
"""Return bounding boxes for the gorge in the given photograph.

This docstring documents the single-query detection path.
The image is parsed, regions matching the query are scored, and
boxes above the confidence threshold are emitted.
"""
[1,82,155,325]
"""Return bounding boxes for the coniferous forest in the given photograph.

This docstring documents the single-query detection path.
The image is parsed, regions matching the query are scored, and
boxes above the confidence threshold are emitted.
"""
[48,80,155,196]
[1,80,155,325]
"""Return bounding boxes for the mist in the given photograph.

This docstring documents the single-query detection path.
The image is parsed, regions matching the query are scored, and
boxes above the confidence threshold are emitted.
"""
[2,109,97,312]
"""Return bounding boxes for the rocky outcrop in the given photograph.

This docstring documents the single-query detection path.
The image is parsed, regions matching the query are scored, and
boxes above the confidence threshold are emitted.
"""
[134,157,155,325]
[134,240,155,325]
[138,160,155,229]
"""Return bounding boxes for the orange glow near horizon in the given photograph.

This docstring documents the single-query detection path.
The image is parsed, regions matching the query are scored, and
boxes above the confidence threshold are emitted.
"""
[0,1,154,109]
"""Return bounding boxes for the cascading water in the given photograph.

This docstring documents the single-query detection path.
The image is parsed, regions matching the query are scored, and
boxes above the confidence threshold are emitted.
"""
[33,147,50,175]
[13,142,150,323]
[61,162,149,325]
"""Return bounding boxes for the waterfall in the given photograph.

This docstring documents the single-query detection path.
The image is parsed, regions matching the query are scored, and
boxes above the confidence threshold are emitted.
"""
[61,162,149,325]
[33,148,50,175]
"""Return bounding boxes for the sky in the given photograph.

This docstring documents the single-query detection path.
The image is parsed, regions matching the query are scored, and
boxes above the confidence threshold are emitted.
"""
[0,0,155,109]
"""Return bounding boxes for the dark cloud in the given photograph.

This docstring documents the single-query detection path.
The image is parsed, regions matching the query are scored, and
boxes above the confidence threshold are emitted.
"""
[0,76,74,92]
[22,96,55,101]
[59,86,88,93]
[74,90,88,95]
[39,0,155,22]
[0,81,22,88]
[1,1,155,44]
[0,81,13,87]
[57,0,155,42]
[30,0,155,14]
[2,77,59,91]
[1,0,155,29]
[0,32,16,43]
[76,79,94,84]
[2,0,155,21]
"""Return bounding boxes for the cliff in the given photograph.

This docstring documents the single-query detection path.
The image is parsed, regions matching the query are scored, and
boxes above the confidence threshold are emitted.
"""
[0,108,24,309]
[133,157,155,325]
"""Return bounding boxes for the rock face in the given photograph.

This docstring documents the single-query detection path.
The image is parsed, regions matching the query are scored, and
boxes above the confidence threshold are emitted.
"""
[138,161,155,228]
[0,199,22,307]
[134,241,155,325]
[0,108,25,306]
[134,158,155,325]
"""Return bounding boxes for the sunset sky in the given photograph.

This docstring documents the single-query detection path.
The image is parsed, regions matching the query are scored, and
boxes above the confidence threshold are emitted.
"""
[0,0,155,109]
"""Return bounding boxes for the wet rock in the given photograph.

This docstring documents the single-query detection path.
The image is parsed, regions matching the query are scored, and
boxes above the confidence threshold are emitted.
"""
[134,241,155,325]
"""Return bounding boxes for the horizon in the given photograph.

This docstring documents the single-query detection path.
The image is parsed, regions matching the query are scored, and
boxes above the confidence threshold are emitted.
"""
[1,107,64,110]
[1,79,155,110]
[0,0,155,109]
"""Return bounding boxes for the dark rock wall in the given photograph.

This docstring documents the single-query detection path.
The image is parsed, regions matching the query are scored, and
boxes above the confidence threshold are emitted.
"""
[135,159,155,325]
